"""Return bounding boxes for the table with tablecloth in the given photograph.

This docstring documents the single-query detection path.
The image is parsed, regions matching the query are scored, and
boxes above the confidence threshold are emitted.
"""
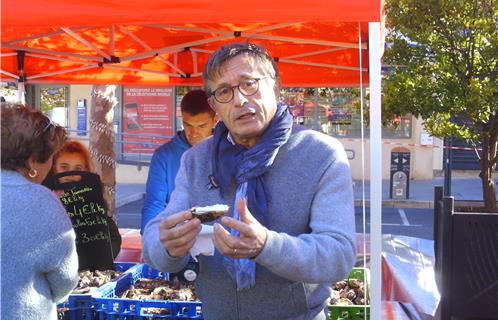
[116,229,438,319]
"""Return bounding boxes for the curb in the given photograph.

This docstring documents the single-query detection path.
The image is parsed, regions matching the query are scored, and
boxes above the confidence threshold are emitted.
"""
[116,192,145,208]
[354,199,433,209]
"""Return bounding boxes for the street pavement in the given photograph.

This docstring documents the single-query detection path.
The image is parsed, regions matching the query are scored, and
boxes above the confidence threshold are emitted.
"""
[117,200,435,240]
[116,176,493,209]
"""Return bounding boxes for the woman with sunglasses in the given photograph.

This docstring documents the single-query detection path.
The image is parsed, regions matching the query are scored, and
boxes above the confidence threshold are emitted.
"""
[1,104,79,320]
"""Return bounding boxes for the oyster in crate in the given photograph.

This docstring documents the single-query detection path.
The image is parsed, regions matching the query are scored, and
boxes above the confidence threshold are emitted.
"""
[191,204,229,223]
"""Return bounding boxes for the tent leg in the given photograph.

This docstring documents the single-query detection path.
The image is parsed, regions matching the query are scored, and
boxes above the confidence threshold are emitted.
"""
[17,81,26,105]
[368,21,382,320]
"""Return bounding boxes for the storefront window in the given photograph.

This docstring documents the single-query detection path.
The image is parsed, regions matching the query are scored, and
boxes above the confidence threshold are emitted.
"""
[37,85,69,127]
[382,115,412,139]
[0,82,19,102]
[280,88,411,139]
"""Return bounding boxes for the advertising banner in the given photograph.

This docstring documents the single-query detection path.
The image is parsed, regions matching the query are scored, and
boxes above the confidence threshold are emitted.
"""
[328,107,352,124]
[285,92,304,117]
[122,87,174,154]
[77,98,86,136]
[328,93,354,124]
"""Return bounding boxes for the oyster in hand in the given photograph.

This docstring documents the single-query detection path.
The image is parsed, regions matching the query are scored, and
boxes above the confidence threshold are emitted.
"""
[191,204,229,223]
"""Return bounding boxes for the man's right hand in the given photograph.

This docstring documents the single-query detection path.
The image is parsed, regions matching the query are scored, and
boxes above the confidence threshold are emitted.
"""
[159,211,202,258]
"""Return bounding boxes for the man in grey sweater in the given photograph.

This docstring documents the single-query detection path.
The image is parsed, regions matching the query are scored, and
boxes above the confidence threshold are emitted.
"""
[142,42,356,319]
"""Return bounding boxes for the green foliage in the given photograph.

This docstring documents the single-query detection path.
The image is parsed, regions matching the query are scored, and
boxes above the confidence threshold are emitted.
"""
[384,0,497,143]
[384,0,498,209]
[40,87,66,113]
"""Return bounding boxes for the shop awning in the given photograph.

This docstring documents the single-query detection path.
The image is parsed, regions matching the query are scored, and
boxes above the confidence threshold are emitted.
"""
[1,0,384,87]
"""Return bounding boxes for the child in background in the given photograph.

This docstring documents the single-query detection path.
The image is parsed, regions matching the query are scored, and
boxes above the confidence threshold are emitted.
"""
[48,140,122,261]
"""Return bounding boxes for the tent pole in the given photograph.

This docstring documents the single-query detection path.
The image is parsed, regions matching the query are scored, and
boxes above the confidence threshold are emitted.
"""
[62,27,111,60]
[282,47,349,59]
[16,50,26,104]
[3,44,102,61]
[368,21,382,320]
[109,25,115,56]
[0,70,19,79]
[120,35,231,62]
[155,22,298,36]
[17,82,26,104]
[313,88,319,131]
[25,53,96,65]
[27,65,98,80]
[248,33,365,49]
[119,26,187,76]
[280,59,367,72]
[5,26,93,45]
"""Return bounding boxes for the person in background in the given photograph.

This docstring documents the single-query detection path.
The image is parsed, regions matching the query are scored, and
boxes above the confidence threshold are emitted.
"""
[1,104,79,320]
[142,42,356,319]
[140,89,218,234]
[49,140,122,260]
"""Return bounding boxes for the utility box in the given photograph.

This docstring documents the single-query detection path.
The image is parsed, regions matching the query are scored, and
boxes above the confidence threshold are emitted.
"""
[390,150,410,199]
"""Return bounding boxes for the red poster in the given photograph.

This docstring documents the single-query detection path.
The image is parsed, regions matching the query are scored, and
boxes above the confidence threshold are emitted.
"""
[122,87,174,154]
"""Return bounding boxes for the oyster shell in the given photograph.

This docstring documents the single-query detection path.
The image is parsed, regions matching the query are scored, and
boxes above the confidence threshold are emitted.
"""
[191,204,229,223]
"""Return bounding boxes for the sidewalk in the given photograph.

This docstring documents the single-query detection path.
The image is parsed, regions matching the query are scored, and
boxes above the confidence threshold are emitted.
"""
[353,177,490,208]
[116,177,493,209]
[116,183,146,208]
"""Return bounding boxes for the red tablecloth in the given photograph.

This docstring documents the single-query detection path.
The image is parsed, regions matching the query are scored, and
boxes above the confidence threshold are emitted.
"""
[115,228,143,263]
[115,229,427,319]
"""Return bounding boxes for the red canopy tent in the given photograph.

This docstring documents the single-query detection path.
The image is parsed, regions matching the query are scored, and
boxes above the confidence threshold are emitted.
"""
[1,1,386,318]
[1,0,383,87]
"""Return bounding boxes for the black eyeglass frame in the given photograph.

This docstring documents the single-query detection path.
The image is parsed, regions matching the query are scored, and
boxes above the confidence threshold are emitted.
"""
[209,76,268,104]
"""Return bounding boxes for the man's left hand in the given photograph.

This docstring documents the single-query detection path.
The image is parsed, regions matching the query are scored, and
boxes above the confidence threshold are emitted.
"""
[213,198,267,259]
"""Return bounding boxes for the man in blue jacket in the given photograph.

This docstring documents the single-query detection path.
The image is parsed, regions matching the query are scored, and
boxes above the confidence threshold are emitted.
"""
[141,90,218,234]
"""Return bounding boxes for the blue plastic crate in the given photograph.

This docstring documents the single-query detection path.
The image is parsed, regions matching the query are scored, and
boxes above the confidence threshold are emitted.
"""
[92,264,203,319]
[58,262,137,320]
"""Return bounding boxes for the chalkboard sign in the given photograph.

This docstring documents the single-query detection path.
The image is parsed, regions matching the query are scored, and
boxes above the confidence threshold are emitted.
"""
[44,171,114,271]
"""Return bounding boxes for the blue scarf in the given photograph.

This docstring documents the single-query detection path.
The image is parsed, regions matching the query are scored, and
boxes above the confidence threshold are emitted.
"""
[211,103,293,290]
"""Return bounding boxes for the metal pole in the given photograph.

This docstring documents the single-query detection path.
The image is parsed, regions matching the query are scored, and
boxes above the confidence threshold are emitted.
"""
[443,137,452,196]
[313,88,319,131]
[368,22,382,320]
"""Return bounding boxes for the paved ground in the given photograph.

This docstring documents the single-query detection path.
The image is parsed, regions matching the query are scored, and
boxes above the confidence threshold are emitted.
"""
[118,198,435,239]
[116,175,493,209]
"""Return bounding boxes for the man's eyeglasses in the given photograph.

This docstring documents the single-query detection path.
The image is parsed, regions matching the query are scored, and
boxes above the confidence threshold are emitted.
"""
[210,77,267,104]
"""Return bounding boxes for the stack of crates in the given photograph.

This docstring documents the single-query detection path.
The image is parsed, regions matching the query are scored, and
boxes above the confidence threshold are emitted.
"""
[92,263,203,319]
[328,268,370,320]
[57,262,136,320]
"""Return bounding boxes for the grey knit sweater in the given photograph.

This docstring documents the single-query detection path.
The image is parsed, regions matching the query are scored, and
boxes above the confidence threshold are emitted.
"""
[142,126,356,320]
[1,170,79,320]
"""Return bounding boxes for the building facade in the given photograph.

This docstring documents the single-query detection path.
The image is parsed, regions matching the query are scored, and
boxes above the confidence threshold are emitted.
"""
[11,84,449,181]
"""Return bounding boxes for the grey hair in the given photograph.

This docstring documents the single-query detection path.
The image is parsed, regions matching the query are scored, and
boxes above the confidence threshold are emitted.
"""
[202,42,280,95]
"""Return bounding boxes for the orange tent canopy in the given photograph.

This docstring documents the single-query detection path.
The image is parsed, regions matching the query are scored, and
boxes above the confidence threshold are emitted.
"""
[1,0,384,87]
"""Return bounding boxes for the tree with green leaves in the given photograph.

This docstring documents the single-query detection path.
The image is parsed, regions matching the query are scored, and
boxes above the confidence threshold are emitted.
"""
[383,0,498,211]
[40,87,66,113]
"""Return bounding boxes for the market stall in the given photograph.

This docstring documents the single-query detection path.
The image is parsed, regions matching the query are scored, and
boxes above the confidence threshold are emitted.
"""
[1,1,385,318]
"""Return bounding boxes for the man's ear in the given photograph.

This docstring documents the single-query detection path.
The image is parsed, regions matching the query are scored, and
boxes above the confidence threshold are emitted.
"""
[207,96,218,113]
[274,84,281,99]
